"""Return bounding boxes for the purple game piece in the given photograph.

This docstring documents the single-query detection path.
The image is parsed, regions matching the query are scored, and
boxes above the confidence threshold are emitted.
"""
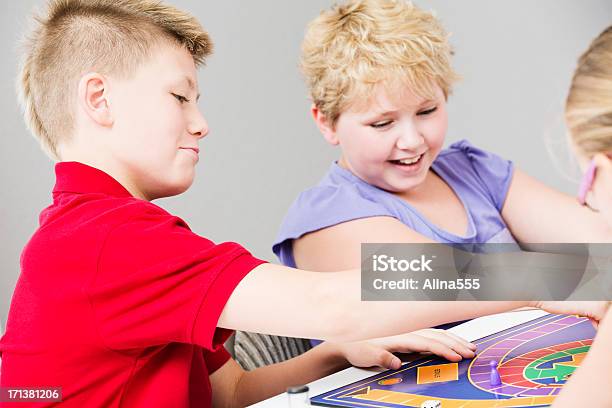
[489,360,502,386]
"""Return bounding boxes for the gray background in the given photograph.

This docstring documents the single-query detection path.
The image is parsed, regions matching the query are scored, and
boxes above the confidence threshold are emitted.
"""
[1,1,611,327]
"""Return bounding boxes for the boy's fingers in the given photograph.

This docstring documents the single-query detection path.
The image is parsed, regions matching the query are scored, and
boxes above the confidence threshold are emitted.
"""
[385,334,445,356]
[439,331,476,350]
[383,331,475,361]
[416,329,475,350]
[422,338,462,362]
[386,333,470,362]
[389,355,402,370]
[383,333,429,352]
[418,331,475,358]
[374,348,402,369]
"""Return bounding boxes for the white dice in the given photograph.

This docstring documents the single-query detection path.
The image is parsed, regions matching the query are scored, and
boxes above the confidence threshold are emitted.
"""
[420,400,442,408]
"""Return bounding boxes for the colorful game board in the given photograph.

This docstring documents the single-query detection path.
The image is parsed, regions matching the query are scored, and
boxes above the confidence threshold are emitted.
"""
[311,314,595,407]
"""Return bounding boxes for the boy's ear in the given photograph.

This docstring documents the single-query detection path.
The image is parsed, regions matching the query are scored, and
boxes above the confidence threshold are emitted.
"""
[77,73,113,127]
[311,104,339,145]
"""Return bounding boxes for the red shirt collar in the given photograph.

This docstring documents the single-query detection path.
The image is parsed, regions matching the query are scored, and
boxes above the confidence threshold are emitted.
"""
[53,161,133,198]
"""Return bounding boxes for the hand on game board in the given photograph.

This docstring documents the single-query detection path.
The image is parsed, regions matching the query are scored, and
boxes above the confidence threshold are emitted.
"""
[531,301,611,328]
[330,329,477,370]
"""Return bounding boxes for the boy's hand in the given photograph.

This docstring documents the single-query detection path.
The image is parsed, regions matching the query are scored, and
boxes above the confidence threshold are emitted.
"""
[328,329,477,370]
[531,301,611,328]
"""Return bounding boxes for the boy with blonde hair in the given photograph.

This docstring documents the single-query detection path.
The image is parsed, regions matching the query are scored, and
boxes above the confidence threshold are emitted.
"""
[0,1,607,406]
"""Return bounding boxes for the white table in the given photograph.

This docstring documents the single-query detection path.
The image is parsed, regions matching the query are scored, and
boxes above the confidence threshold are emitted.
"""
[251,309,549,407]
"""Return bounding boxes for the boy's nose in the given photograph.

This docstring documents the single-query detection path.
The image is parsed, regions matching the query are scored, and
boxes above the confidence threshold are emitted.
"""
[188,110,209,139]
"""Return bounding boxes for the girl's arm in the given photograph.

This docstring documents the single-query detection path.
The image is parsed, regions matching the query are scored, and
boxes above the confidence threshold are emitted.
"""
[552,309,612,407]
[293,215,434,271]
[501,169,612,243]
[551,158,612,406]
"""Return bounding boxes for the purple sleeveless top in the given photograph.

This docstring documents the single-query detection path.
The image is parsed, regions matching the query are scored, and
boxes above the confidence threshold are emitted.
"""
[273,140,518,267]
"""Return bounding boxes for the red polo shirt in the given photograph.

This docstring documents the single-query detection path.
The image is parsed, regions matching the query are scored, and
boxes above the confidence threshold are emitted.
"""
[0,162,266,407]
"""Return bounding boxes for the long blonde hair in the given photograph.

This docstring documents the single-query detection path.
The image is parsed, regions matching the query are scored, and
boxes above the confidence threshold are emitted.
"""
[566,26,612,156]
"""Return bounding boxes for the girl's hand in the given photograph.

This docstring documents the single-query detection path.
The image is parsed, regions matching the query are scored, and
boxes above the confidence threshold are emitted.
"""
[329,329,477,370]
[531,301,611,328]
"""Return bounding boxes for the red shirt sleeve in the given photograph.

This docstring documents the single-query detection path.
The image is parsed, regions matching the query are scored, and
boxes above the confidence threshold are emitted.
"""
[204,346,232,374]
[88,206,266,351]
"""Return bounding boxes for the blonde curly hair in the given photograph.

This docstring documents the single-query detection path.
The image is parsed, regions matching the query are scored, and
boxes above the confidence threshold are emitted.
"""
[301,0,459,126]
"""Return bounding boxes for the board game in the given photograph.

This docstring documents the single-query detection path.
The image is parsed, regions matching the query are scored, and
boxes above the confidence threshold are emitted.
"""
[311,314,595,407]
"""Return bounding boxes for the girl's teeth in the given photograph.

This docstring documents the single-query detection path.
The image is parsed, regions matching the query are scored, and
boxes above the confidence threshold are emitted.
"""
[398,155,421,165]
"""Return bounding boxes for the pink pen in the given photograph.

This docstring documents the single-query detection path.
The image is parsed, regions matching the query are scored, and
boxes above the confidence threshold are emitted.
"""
[578,159,597,205]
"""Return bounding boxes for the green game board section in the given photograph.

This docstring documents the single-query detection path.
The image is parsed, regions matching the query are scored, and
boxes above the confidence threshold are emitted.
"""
[524,346,590,383]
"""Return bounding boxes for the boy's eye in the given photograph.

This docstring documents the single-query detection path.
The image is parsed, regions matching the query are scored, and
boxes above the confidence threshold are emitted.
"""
[417,106,437,116]
[370,120,393,129]
[172,93,189,104]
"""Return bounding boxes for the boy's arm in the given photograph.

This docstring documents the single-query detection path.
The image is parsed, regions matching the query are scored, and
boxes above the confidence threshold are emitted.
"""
[211,328,476,408]
[218,263,609,342]
[501,169,612,243]
[210,343,348,408]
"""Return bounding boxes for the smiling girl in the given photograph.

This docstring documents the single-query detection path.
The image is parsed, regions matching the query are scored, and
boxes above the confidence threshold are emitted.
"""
[273,0,612,277]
